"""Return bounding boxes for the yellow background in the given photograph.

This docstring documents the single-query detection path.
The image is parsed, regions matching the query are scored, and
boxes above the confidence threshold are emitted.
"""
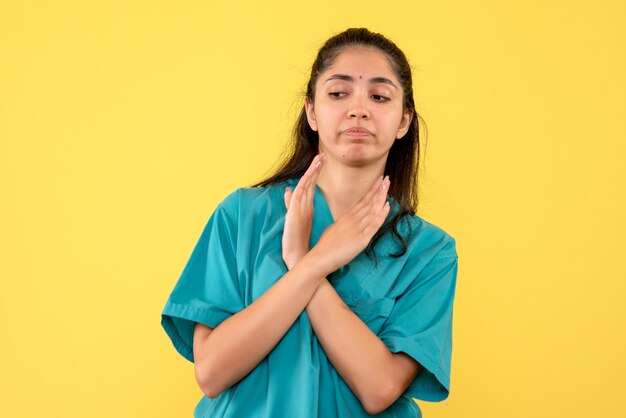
[1,1,625,417]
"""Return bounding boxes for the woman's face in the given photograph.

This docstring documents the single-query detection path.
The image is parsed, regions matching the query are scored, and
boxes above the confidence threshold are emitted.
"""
[305,46,412,166]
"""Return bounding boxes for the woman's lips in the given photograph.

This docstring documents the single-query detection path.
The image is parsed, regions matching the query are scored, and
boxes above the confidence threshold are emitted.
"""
[343,128,373,137]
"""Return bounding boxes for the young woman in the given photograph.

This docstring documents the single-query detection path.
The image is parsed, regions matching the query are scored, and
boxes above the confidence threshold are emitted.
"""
[161,28,458,417]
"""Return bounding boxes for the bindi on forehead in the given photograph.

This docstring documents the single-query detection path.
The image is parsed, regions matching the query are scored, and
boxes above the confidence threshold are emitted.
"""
[323,73,398,89]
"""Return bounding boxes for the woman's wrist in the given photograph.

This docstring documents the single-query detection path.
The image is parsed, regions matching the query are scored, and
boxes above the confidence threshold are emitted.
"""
[300,247,335,278]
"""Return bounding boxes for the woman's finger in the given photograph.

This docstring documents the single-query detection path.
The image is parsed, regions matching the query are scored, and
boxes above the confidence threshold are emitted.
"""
[363,177,391,228]
[284,187,292,209]
[377,177,390,207]
[293,167,311,203]
[307,154,325,205]
[294,153,324,208]
[351,175,388,218]
[373,178,390,216]
[352,175,385,212]
[364,199,391,236]
[356,176,390,233]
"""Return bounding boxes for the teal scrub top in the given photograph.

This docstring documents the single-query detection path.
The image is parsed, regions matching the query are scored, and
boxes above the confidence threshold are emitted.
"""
[161,177,459,418]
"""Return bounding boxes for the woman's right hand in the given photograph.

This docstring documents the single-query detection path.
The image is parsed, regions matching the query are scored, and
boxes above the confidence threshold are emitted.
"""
[310,175,391,275]
[282,153,326,270]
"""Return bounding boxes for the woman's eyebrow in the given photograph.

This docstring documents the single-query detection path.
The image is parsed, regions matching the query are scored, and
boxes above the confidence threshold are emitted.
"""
[324,73,397,89]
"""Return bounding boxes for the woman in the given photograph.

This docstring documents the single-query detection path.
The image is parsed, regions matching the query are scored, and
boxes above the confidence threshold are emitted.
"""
[161,27,458,417]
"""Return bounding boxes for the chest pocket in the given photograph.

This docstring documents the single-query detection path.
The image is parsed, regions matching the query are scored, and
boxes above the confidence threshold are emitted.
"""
[342,296,395,335]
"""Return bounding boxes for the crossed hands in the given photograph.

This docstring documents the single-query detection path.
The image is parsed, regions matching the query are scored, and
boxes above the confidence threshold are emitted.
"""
[282,153,391,274]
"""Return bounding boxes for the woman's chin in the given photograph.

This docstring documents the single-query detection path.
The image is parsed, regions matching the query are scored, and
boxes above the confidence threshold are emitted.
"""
[337,150,377,166]
[321,142,384,166]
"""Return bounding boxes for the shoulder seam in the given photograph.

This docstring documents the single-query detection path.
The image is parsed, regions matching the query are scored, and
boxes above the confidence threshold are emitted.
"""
[429,238,458,263]
[218,202,237,225]
[218,188,241,221]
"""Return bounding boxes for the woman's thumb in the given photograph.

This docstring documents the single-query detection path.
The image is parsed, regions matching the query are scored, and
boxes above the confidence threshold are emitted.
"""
[284,187,292,209]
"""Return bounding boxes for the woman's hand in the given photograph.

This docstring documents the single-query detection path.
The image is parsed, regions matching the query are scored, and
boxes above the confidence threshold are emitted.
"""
[282,153,326,270]
[309,175,391,275]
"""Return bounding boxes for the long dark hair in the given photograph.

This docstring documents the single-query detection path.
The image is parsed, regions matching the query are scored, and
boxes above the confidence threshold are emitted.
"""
[249,27,428,265]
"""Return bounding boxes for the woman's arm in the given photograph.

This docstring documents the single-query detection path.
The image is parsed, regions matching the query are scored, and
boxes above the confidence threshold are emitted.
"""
[193,155,328,398]
[305,279,422,414]
[192,249,327,399]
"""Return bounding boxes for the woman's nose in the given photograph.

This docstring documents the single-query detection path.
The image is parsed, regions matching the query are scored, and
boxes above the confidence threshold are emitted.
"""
[347,93,370,119]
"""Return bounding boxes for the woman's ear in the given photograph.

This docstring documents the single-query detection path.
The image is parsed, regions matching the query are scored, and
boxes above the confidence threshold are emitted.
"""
[396,109,414,139]
[304,97,318,132]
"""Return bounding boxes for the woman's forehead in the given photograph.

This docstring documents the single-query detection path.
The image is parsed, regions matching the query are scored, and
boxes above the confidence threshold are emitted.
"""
[322,46,397,81]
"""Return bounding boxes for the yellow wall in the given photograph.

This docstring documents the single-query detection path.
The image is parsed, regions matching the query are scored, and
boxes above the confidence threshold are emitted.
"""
[1,1,624,417]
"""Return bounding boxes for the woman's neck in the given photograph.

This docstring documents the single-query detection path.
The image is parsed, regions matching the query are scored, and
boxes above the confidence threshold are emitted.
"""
[315,157,385,221]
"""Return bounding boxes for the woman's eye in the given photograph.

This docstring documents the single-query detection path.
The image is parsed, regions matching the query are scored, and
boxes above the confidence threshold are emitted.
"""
[372,94,390,102]
[329,92,346,98]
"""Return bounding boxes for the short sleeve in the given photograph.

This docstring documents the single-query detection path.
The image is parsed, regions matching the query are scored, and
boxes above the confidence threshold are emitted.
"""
[378,238,458,402]
[160,193,243,363]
